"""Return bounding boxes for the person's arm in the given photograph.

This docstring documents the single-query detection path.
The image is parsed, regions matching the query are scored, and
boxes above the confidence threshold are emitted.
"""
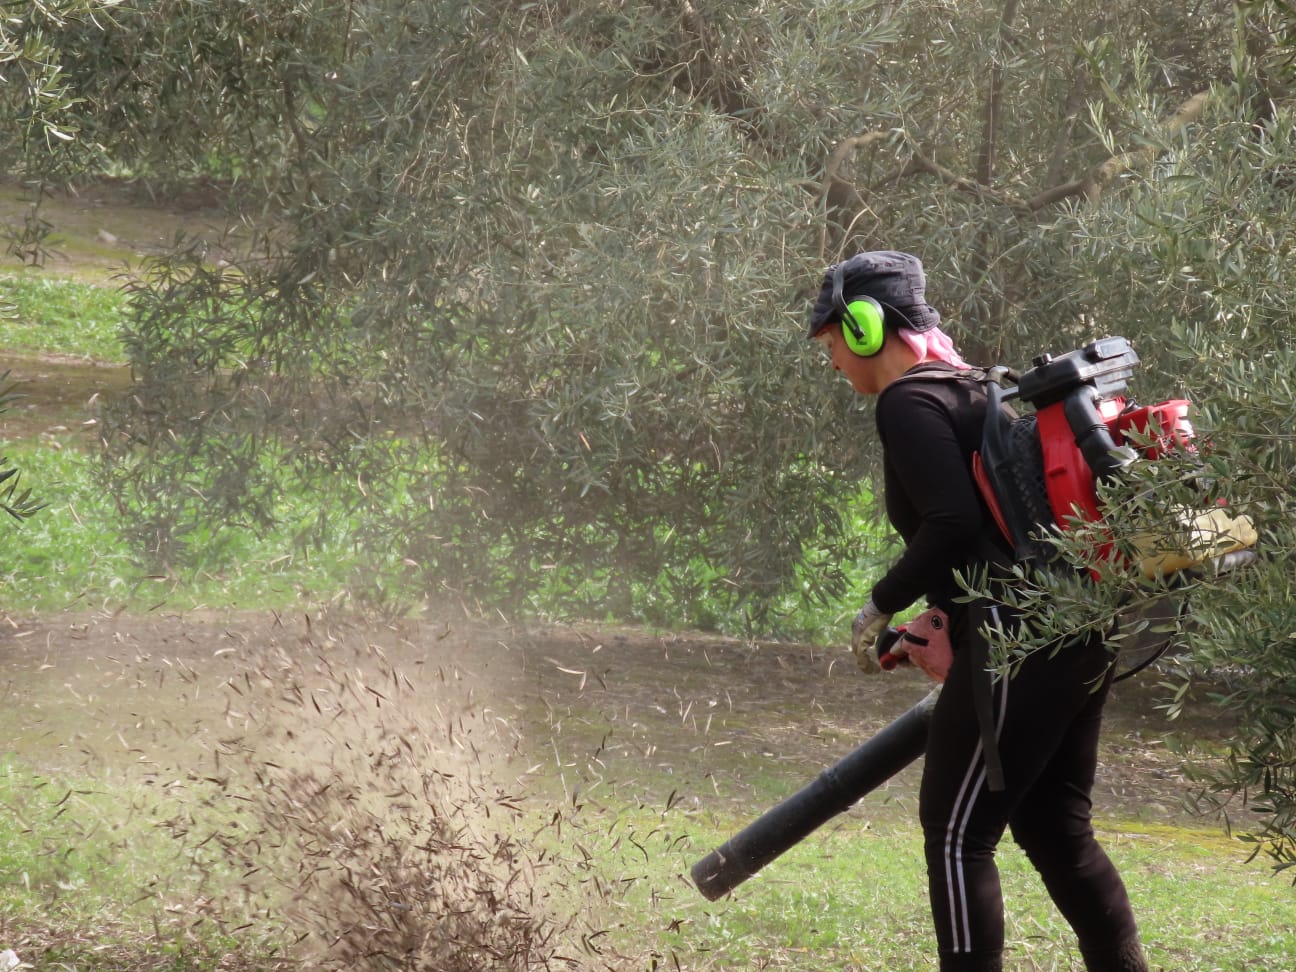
[870,388,984,614]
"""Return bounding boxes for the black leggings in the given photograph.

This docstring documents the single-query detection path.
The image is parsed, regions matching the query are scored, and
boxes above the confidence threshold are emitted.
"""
[918,607,1143,972]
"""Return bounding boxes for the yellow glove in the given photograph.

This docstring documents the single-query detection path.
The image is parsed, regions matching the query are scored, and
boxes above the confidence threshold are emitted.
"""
[850,600,893,674]
[1135,507,1258,580]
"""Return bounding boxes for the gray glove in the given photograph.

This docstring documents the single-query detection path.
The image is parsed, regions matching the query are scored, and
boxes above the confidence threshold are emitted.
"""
[850,599,893,673]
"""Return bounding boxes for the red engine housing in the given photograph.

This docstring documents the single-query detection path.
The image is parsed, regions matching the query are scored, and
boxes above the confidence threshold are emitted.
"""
[1039,397,1193,528]
[1036,397,1193,566]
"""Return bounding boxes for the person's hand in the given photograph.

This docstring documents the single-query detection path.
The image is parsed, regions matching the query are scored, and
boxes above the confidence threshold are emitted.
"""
[850,600,892,673]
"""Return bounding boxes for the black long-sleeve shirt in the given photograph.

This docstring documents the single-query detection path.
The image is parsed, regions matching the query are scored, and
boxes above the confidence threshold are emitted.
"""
[870,362,1009,615]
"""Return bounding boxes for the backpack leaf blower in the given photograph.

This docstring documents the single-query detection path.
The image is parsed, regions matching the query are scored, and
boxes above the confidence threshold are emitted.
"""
[973,335,1255,576]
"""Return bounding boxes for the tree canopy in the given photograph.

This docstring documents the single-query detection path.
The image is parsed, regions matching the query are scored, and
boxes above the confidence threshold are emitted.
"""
[4,0,1296,867]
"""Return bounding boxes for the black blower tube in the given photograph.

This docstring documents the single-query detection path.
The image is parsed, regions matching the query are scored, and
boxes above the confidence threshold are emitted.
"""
[690,688,939,900]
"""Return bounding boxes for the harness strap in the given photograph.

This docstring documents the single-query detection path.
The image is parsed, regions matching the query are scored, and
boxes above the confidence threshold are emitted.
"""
[883,364,989,392]
[967,608,1005,792]
[971,530,1024,792]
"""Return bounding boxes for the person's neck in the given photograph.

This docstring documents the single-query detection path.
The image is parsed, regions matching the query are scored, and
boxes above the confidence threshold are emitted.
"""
[876,340,925,388]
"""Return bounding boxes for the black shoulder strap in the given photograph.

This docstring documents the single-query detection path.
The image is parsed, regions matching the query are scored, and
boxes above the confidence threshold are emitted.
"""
[970,535,1016,793]
[887,365,990,388]
[877,365,992,414]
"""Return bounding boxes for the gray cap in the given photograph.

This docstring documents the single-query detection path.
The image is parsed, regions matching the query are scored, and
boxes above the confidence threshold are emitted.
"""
[806,250,941,338]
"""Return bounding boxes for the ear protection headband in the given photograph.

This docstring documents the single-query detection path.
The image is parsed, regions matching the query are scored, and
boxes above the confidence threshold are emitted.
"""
[831,261,887,357]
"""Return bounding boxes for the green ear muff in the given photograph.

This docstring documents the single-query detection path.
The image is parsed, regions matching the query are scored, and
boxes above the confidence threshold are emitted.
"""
[830,259,887,357]
[841,295,885,356]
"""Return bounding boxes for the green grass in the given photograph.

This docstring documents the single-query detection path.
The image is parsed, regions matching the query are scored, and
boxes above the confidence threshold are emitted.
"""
[644,814,1296,971]
[0,431,882,635]
[0,763,183,910]
[4,749,1290,972]
[0,274,128,361]
[0,443,372,613]
[0,759,283,969]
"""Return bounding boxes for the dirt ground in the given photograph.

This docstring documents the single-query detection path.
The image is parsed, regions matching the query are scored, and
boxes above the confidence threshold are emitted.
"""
[0,605,1247,832]
[0,176,248,282]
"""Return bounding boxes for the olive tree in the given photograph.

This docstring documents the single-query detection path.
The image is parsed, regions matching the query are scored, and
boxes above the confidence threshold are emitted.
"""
[962,6,1296,867]
[65,0,1242,623]
[0,2,85,515]
[7,0,1296,866]
[79,0,896,627]
[974,62,1296,865]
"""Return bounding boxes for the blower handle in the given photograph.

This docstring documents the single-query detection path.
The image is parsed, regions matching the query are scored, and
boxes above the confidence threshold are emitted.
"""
[1062,385,1138,484]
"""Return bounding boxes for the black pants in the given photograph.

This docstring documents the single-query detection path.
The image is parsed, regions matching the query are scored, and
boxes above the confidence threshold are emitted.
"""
[918,606,1143,972]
